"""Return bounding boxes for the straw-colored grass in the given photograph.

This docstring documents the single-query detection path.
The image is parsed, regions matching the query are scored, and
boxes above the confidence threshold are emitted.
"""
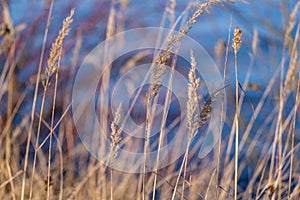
[232,27,242,200]
[0,0,300,200]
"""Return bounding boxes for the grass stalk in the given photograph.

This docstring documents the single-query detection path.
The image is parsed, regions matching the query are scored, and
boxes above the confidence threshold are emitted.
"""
[288,25,300,198]
[216,9,232,199]
[21,1,54,199]
[232,27,242,200]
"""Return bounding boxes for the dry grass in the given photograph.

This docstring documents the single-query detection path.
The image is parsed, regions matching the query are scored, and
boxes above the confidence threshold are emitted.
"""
[0,0,300,200]
[232,27,242,200]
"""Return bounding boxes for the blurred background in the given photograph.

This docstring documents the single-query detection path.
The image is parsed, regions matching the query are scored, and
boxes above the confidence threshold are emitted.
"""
[0,0,300,199]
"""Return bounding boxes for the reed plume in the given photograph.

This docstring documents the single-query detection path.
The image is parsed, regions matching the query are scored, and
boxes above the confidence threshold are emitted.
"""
[110,104,122,159]
[150,1,221,99]
[42,8,75,86]
[186,51,201,137]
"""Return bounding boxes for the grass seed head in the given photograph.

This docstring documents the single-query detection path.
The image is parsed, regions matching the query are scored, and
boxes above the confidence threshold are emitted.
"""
[232,27,242,53]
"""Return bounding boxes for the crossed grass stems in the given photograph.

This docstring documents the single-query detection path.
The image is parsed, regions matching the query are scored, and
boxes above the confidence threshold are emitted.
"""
[109,1,229,199]
[109,50,228,199]
[1,0,300,199]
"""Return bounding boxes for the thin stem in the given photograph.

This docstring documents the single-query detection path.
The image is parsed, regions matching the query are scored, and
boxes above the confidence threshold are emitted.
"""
[47,45,63,200]
[110,168,113,200]
[171,142,190,200]
[21,1,54,199]
[234,50,239,200]
[217,9,232,199]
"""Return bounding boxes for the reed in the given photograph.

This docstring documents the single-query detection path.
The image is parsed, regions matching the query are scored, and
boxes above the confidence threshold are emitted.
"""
[27,7,74,200]
[232,27,242,200]
[1,1,300,199]
[109,103,122,200]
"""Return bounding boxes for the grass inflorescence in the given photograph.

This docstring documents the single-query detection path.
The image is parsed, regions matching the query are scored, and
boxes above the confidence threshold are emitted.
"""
[0,1,299,200]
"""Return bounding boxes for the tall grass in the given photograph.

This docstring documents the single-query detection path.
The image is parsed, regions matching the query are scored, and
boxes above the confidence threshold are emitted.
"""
[232,27,242,200]
[0,0,299,199]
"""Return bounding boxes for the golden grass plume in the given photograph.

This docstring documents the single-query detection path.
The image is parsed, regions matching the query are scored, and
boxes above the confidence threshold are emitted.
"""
[42,8,75,85]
